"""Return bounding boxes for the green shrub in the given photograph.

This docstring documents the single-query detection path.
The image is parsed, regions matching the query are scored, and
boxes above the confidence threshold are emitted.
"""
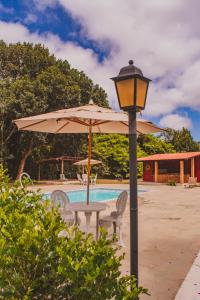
[167,180,177,186]
[90,173,96,179]
[0,165,148,299]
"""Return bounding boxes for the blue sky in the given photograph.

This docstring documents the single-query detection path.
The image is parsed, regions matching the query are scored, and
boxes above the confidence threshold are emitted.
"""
[0,0,200,140]
[0,0,108,60]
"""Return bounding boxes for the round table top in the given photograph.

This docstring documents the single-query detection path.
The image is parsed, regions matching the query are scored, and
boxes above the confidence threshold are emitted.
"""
[68,202,108,212]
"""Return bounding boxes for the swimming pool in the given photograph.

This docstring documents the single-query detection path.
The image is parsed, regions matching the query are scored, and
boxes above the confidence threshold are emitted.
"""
[44,188,147,203]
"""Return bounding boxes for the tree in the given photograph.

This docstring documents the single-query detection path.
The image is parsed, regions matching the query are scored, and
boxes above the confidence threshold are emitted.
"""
[161,128,199,152]
[137,134,175,155]
[0,41,108,178]
[0,166,148,299]
[92,134,146,179]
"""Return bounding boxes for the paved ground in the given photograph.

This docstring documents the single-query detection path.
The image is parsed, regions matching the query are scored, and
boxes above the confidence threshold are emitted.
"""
[31,183,200,300]
[175,251,200,300]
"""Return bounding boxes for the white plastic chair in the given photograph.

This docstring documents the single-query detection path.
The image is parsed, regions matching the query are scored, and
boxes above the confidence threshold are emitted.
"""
[51,190,80,226]
[91,174,97,185]
[82,174,88,185]
[184,177,197,188]
[19,172,33,187]
[77,173,84,185]
[99,191,128,246]
[60,173,67,180]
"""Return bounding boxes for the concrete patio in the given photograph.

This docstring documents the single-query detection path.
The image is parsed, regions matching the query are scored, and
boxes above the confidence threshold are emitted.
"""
[31,183,200,300]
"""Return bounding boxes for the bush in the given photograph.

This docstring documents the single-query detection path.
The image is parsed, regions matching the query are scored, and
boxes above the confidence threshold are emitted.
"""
[167,180,177,186]
[0,166,148,299]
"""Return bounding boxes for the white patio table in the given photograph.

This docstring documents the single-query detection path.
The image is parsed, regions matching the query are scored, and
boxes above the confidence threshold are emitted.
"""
[68,202,108,239]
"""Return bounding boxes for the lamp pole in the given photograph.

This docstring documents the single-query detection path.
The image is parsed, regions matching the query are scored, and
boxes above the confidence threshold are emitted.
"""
[111,60,151,284]
[128,106,138,280]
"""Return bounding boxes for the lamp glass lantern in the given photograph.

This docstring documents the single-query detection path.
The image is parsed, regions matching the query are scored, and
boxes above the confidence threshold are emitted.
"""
[111,60,151,111]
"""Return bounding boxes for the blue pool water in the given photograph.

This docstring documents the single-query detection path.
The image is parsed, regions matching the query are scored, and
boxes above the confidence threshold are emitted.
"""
[44,188,147,203]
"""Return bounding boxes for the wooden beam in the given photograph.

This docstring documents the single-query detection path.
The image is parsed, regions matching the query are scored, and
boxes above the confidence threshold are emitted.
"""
[38,164,41,181]
[154,161,158,183]
[180,160,184,184]
[20,119,46,130]
[55,121,70,133]
[87,124,92,205]
[37,155,84,164]
[119,121,143,134]
[61,159,64,175]
[191,157,195,177]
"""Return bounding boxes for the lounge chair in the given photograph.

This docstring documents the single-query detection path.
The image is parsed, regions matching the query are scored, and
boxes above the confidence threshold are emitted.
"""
[99,191,128,245]
[19,172,33,187]
[77,173,84,185]
[60,173,67,180]
[82,174,88,185]
[184,177,197,188]
[51,190,80,226]
[91,174,97,185]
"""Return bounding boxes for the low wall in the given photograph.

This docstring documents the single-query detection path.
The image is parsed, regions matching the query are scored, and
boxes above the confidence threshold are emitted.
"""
[157,173,190,183]
[97,179,129,184]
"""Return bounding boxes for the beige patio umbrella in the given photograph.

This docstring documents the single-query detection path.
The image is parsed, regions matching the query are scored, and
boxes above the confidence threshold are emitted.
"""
[74,158,102,166]
[14,100,163,204]
[74,158,102,175]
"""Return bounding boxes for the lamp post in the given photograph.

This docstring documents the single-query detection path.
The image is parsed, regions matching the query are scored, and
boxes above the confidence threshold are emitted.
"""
[111,60,151,283]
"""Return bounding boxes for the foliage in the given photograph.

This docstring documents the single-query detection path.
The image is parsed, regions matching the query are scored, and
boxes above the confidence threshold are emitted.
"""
[91,134,146,179]
[167,180,177,186]
[0,41,108,178]
[137,134,175,155]
[1,41,199,181]
[161,128,199,152]
[92,134,129,179]
[137,145,147,178]
[0,166,148,299]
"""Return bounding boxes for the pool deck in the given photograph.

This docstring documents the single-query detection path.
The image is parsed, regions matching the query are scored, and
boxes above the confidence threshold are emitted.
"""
[31,183,200,300]
[175,250,200,300]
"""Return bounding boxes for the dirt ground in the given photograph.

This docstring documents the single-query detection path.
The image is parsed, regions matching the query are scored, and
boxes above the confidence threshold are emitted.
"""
[32,183,200,300]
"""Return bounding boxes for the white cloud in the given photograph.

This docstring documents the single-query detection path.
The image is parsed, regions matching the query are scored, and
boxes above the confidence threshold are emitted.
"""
[160,114,192,130]
[32,0,57,11]
[0,3,14,14]
[0,20,116,107]
[24,14,38,24]
[1,0,200,125]
[55,0,200,115]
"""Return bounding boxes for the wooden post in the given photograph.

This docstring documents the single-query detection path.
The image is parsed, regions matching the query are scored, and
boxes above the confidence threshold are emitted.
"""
[154,161,158,183]
[191,157,195,177]
[60,159,64,179]
[38,164,40,181]
[87,124,92,204]
[180,160,184,183]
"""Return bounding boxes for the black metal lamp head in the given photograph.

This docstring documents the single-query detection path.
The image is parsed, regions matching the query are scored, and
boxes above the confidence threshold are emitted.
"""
[111,60,151,111]
[118,60,143,78]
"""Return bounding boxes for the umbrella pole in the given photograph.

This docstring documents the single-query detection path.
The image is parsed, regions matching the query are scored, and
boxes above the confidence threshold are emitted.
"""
[87,125,92,204]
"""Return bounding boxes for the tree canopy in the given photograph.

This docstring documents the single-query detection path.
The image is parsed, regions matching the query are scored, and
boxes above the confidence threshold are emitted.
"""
[137,134,175,155]
[0,41,108,178]
[161,127,199,152]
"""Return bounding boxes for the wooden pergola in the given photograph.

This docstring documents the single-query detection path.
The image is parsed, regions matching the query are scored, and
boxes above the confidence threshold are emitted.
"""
[37,155,84,180]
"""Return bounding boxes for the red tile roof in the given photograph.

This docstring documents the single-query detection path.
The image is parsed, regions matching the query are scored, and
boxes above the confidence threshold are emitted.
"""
[138,152,200,161]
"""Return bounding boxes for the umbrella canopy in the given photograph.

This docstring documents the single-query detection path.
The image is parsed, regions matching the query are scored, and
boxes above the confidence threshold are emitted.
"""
[14,100,162,135]
[14,100,163,204]
[74,158,102,166]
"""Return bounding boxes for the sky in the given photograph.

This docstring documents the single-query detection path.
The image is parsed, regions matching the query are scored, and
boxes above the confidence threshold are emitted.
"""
[0,0,200,139]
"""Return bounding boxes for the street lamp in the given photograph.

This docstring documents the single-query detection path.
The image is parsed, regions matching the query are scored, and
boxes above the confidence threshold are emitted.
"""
[111,60,151,282]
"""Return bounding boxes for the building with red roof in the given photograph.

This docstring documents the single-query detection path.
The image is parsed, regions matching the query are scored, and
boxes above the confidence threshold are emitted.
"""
[138,152,200,183]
